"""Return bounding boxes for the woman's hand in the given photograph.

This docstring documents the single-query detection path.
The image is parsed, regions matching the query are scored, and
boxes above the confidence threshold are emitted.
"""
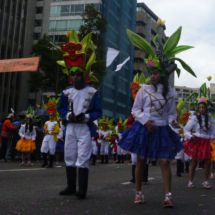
[145,120,156,133]
[172,120,181,128]
[191,135,199,144]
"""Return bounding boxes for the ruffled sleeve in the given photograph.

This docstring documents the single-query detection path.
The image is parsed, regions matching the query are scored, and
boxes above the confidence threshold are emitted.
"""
[19,125,25,139]
[32,126,37,141]
[132,86,149,125]
[167,87,178,124]
[184,115,196,140]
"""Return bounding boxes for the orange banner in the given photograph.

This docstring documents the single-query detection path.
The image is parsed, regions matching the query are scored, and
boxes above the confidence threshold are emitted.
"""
[0,57,40,73]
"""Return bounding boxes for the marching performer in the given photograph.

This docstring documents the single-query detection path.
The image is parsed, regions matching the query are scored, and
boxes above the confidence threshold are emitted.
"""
[117,26,195,207]
[184,83,215,189]
[57,30,102,199]
[41,98,60,168]
[16,107,36,166]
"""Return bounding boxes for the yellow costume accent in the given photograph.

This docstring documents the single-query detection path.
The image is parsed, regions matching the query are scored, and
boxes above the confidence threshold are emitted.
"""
[43,120,60,142]
[16,139,36,152]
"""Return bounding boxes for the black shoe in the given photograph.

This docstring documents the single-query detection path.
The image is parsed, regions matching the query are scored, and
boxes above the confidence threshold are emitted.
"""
[130,177,135,183]
[176,160,182,177]
[100,155,104,164]
[76,168,88,199]
[41,153,48,167]
[60,167,77,195]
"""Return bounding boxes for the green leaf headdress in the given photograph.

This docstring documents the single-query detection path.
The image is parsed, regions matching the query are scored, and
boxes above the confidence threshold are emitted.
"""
[126,26,196,79]
[43,97,60,117]
[50,29,98,84]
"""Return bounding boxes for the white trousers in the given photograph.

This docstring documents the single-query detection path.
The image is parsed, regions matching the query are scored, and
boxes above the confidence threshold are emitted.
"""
[64,123,92,169]
[175,149,191,162]
[92,140,98,155]
[117,145,124,155]
[41,135,56,155]
[100,141,109,155]
[131,153,137,165]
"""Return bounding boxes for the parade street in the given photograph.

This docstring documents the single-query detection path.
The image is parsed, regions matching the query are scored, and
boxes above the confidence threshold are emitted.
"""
[0,160,214,215]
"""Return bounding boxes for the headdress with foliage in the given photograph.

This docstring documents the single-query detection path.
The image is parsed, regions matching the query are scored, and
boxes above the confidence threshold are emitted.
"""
[43,97,60,117]
[126,26,196,79]
[50,29,98,84]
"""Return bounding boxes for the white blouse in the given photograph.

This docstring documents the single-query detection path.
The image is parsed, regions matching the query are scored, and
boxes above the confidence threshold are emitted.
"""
[184,115,215,140]
[132,84,177,126]
[19,124,37,141]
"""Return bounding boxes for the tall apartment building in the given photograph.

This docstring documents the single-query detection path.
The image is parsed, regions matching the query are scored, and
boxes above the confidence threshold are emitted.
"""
[134,3,174,87]
[48,0,137,120]
[175,86,200,110]
[0,0,50,120]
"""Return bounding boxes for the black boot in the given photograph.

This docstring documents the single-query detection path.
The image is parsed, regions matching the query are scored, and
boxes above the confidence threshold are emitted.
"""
[100,155,104,164]
[143,164,148,182]
[46,155,54,168]
[116,155,121,163]
[91,155,96,165]
[104,155,109,163]
[121,155,124,163]
[113,154,117,161]
[76,168,89,199]
[130,165,136,183]
[181,162,184,173]
[60,166,77,195]
[176,160,182,177]
[41,153,48,167]
[185,162,189,173]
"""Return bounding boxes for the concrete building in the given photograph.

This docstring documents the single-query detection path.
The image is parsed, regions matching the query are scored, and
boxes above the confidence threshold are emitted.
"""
[134,3,174,87]
[0,0,50,119]
[175,86,200,110]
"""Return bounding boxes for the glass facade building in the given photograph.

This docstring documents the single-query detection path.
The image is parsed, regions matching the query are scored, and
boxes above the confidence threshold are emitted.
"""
[100,0,137,120]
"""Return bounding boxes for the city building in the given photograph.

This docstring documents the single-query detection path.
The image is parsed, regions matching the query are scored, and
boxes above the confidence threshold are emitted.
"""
[175,86,200,110]
[134,2,174,87]
[0,0,50,119]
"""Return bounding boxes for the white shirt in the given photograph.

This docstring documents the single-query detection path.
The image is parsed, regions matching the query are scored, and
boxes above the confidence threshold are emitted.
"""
[184,115,215,140]
[19,124,36,141]
[132,84,177,126]
[63,86,97,122]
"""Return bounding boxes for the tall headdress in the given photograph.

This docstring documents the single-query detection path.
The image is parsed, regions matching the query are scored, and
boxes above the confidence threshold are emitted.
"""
[26,106,34,120]
[50,29,98,84]
[126,26,196,79]
[43,97,60,118]
[117,118,128,131]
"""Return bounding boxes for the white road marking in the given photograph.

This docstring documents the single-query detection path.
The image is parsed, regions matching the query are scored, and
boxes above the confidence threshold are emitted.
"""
[121,178,155,185]
[0,168,46,172]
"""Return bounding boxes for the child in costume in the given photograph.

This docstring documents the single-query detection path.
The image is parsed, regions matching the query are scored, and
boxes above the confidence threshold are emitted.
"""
[99,117,112,164]
[184,83,215,188]
[55,120,65,167]
[41,98,60,168]
[91,121,99,165]
[118,27,196,207]
[56,31,102,199]
[116,119,127,163]
[16,108,36,165]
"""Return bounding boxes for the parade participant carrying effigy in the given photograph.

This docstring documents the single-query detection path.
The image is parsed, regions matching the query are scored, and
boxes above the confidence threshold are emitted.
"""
[0,113,18,162]
[55,30,102,199]
[117,26,196,207]
[184,83,215,189]
[99,116,112,164]
[16,107,37,166]
[40,97,60,168]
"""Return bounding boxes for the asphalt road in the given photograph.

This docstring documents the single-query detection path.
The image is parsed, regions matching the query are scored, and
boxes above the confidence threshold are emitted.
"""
[0,160,214,215]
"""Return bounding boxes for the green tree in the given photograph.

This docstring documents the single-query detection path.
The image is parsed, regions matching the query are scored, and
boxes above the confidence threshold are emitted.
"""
[28,34,69,97]
[78,4,108,88]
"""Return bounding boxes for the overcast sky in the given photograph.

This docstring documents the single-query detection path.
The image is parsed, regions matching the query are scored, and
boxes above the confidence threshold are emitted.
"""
[137,0,215,88]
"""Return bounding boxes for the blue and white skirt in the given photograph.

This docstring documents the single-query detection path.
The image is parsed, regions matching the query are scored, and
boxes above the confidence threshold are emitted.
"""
[118,121,183,160]
[56,139,64,152]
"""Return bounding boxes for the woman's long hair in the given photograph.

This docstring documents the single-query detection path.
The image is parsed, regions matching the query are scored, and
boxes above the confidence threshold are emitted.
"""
[152,75,169,102]
[197,103,209,130]
[25,118,33,133]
